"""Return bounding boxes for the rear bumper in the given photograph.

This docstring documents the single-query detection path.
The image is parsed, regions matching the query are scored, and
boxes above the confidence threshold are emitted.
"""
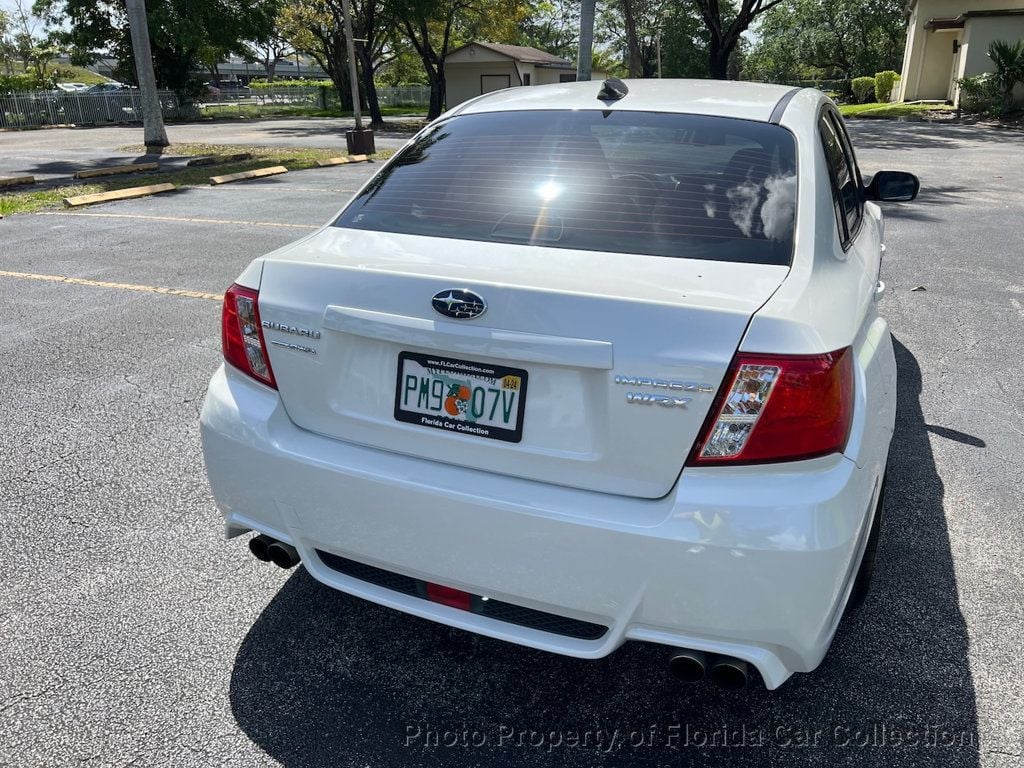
[201,364,885,689]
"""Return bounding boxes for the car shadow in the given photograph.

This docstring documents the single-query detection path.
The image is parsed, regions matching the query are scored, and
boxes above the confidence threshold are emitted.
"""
[228,338,978,767]
[879,183,971,222]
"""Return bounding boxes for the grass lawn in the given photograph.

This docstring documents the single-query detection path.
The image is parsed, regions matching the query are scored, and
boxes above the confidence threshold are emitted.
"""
[55,65,109,85]
[840,102,955,118]
[0,142,392,217]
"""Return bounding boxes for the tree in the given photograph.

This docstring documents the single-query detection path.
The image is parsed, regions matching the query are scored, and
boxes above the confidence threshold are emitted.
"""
[8,0,58,78]
[375,47,428,86]
[37,0,277,98]
[278,0,395,125]
[386,0,527,120]
[0,12,11,75]
[250,16,294,83]
[598,1,711,79]
[278,0,353,110]
[350,0,395,126]
[744,0,905,82]
[690,0,784,79]
[517,0,579,59]
[385,0,467,120]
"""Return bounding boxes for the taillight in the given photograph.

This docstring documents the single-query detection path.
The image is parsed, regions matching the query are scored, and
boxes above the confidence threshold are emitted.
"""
[222,283,276,389]
[688,347,853,465]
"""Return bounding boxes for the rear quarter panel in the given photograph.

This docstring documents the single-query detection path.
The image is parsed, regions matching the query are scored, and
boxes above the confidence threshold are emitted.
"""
[741,91,896,473]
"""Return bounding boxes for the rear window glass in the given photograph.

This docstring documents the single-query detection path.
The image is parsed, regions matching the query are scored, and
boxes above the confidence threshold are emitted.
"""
[334,110,797,265]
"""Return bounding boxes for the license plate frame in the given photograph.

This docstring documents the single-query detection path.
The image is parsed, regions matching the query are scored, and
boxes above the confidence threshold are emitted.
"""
[393,351,529,443]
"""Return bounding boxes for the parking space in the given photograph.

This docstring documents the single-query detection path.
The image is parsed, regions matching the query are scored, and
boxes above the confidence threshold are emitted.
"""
[1,122,1022,767]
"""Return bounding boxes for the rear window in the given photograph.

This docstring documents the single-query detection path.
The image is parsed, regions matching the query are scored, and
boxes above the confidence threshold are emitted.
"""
[335,110,797,265]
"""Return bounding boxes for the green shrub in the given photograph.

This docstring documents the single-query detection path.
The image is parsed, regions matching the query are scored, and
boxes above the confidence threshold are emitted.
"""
[874,70,900,102]
[851,76,876,104]
[249,79,332,89]
[987,39,1024,113]
[957,73,1001,115]
[0,71,58,92]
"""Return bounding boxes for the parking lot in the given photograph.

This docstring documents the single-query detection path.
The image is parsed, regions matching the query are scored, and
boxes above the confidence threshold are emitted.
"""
[1,120,1022,767]
[0,117,411,181]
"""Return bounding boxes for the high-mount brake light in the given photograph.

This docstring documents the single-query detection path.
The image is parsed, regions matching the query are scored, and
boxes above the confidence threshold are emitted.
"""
[222,283,277,389]
[689,348,853,465]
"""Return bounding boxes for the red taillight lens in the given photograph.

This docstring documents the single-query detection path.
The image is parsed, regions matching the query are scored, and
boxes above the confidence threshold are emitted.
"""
[222,283,276,389]
[688,347,853,465]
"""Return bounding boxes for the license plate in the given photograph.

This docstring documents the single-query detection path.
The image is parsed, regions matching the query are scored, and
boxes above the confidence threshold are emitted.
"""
[394,351,528,443]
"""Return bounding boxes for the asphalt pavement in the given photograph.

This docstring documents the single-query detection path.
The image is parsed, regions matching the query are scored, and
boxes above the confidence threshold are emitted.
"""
[0,117,413,181]
[0,120,1022,767]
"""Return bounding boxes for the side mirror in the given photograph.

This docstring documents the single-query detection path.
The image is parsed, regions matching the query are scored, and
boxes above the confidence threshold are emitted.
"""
[865,170,920,202]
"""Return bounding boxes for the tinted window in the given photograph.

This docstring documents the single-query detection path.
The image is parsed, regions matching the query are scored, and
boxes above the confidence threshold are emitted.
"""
[819,112,861,242]
[335,111,798,266]
[831,112,864,223]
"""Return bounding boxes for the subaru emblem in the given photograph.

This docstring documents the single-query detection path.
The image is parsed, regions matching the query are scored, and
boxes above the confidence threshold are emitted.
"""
[432,289,487,320]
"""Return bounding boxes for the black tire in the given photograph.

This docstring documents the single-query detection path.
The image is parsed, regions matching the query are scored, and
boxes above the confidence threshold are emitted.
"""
[847,476,886,612]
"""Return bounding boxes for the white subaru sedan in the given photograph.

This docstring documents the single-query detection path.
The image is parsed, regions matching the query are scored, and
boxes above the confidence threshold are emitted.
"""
[200,79,919,690]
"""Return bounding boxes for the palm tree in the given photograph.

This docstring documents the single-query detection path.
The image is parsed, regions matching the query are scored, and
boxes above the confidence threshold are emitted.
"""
[987,39,1024,115]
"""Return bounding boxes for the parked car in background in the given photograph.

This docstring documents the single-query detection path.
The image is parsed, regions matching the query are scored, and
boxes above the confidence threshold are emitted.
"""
[85,82,134,93]
[201,78,920,691]
[214,81,251,98]
[55,82,90,93]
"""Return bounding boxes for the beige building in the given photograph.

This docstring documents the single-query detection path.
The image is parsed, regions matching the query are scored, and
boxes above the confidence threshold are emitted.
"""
[898,1,1024,103]
[445,42,604,107]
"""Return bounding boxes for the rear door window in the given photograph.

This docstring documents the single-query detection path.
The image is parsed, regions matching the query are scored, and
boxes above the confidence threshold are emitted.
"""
[335,110,798,265]
[819,112,863,244]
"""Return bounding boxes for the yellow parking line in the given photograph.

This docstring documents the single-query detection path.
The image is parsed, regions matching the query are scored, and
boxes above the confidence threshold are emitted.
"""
[0,270,223,302]
[35,211,319,229]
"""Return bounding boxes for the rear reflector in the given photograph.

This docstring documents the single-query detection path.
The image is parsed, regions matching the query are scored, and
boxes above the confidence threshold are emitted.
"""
[426,582,472,611]
[222,283,276,389]
[689,347,853,465]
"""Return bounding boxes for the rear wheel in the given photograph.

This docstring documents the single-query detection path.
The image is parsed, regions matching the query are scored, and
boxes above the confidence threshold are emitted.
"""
[847,476,886,611]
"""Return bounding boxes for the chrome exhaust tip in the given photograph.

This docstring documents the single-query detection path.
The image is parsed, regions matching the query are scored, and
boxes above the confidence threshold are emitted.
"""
[668,650,708,683]
[709,657,749,690]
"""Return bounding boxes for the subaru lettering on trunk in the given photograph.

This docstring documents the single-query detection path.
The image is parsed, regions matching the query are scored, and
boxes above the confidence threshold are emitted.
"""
[201,79,917,691]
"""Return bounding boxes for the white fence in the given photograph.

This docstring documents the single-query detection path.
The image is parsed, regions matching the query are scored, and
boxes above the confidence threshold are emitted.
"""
[0,89,195,128]
[376,85,431,107]
[198,84,431,112]
[0,83,431,128]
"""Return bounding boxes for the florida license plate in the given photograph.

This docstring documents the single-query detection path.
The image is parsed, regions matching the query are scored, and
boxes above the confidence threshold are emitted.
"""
[394,351,528,443]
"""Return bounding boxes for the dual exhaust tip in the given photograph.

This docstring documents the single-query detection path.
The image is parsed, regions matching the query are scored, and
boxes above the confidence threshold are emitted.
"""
[248,533,300,569]
[668,649,750,690]
[249,533,748,688]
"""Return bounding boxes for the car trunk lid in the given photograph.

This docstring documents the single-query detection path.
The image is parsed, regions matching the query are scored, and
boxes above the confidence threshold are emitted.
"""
[256,227,787,498]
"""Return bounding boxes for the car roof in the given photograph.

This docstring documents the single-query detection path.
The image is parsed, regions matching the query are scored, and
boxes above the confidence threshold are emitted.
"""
[456,78,803,123]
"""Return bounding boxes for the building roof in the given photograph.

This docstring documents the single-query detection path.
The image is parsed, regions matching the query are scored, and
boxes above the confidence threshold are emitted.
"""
[455,78,803,123]
[924,7,1024,28]
[449,42,572,66]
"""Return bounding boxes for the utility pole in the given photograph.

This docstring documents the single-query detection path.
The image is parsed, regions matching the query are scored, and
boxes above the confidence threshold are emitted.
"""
[577,0,596,82]
[125,0,168,152]
[340,0,374,154]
